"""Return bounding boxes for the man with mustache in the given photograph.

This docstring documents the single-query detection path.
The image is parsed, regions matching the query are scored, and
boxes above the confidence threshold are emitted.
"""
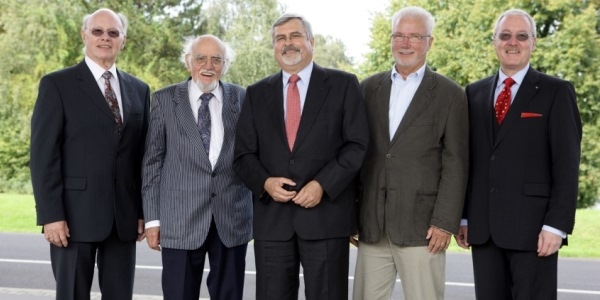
[234,13,369,300]
[142,35,252,300]
[352,6,468,300]
[456,9,581,299]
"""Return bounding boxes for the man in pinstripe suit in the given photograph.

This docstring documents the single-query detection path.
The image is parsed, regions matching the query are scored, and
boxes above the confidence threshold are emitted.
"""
[142,35,252,300]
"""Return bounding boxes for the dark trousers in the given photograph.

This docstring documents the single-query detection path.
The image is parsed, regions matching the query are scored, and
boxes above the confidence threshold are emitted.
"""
[254,235,349,300]
[161,220,248,300]
[472,239,558,300]
[50,226,136,300]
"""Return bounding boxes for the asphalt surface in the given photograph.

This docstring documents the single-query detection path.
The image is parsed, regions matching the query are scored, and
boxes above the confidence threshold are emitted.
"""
[1,232,599,299]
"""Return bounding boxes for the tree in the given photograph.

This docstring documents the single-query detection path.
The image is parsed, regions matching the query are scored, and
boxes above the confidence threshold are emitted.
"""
[359,0,600,207]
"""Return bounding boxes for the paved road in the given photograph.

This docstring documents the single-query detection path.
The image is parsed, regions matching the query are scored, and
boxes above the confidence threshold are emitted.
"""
[1,232,599,299]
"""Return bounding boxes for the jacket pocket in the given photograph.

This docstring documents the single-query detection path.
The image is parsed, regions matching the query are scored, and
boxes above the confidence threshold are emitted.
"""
[522,183,550,197]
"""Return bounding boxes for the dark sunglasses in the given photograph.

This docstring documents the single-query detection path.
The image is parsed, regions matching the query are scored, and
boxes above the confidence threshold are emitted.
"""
[90,28,121,38]
[496,32,532,42]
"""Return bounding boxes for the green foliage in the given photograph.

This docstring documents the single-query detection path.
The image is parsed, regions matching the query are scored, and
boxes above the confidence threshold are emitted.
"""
[0,193,38,232]
[360,0,600,207]
[313,35,355,72]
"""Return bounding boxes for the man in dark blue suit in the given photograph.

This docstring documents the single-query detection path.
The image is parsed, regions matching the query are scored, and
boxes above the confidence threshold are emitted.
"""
[455,9,582,300]
[234,13,369,300]
[30,8,149,300]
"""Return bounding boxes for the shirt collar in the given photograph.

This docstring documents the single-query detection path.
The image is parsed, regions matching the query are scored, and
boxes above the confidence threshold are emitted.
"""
[282,61,314,85]
[189,80,223,104]
[497,64,529,89]
[85,56,117,82]
[390,63,426,82]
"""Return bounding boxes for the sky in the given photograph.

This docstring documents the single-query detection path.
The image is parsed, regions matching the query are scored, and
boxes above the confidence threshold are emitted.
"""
[278,0,390,63]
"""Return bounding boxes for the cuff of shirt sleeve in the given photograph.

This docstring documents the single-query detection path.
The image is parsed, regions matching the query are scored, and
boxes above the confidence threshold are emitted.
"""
[145,220,160,229]
[542,225,566,238]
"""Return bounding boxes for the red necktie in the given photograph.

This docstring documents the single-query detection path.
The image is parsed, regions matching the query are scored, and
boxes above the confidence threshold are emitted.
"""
[494,77,515,124]
[286,74,301,150]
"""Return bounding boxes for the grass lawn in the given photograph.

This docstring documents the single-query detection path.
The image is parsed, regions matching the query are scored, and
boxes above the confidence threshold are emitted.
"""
[2,193,599,258]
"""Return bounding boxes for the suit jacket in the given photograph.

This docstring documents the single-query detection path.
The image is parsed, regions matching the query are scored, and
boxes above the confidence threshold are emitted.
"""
[465,67,582,251]
[142,80,252,249]
[358,67,469,247]
[234,64,369,241]
[30,60,150,242]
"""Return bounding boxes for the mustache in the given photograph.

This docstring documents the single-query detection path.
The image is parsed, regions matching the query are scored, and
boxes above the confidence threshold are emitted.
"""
[282,45,300,54]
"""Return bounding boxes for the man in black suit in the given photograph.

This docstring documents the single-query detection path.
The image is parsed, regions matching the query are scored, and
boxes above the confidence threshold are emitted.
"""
[30,8,149,300]
[455,9,582,299]
[234,13,369,300]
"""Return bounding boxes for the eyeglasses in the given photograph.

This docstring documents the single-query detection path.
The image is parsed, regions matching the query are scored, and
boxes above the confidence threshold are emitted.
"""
[192,55,224,67]
[89,28,122,38]
[273,33,307,45]
[495,33,533,41]
[391,33,430,43]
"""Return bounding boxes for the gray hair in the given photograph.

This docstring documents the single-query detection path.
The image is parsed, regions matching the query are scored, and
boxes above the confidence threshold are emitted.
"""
[391,6,435,35]
[270,13,314,45]
[493,9,536,37]
[82,8,128,36]
[180,35,235,75]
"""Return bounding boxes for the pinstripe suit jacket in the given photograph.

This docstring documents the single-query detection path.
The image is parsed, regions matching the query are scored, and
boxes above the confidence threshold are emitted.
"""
[142,80,252,249]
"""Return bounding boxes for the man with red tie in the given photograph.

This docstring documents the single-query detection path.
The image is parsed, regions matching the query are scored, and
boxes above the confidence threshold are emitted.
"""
[234,13,369,300]
[456,9,582,299]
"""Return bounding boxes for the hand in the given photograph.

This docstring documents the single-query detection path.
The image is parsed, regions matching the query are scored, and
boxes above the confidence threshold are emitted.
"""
[426,226,451,254]
[454,225,470,249]
[137,219,146,242]
[349,234,359,247]
[264,177,297,202]
[292,180,323,208]
[537,230,562,257]
[43,220,70,247]
[145,227,161,251]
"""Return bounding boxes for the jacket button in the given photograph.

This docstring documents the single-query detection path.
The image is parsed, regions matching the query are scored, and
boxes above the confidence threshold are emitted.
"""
[211,172,216,177]
[490,155,496,161]
[290,159,295,164]
[386,154,392,158]
[211,193,217,197]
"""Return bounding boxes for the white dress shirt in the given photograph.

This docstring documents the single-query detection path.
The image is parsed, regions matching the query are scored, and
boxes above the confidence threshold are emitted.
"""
[85,56,124,121]
[282,61,314,117]
[388,63,426,140]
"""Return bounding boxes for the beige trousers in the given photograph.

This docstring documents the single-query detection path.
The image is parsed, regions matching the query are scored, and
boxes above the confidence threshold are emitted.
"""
[353,234,446,300]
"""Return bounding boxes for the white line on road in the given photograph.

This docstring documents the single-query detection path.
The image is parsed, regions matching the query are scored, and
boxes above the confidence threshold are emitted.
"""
[2,258,600,296]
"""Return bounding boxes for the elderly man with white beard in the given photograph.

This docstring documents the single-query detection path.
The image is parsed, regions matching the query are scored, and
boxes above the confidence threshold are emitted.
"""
[142,34,252,300]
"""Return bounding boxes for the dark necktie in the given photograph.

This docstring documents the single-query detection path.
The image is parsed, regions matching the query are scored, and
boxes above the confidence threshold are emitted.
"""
[102,71,123,127]
[286,74,301,150]
[198,93,213,153]
[494,77,515,124]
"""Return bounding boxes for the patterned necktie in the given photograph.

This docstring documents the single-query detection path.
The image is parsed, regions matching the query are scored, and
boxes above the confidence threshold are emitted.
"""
[102,71,123,127]
[494,77,515,124]
[286,74,301,150]
[198,93,213,153]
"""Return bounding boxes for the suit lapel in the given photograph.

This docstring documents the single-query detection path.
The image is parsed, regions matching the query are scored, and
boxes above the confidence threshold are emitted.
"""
[265,73,289,149]
[494,68,540,147]
[75,61,116,123]
[214,82,239,169]
[480,75,497,149]
[375,72,392,142]
[173,81,207,156]
[116,69,133,128]
[390,67,435,144]
[293,64,328,152]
